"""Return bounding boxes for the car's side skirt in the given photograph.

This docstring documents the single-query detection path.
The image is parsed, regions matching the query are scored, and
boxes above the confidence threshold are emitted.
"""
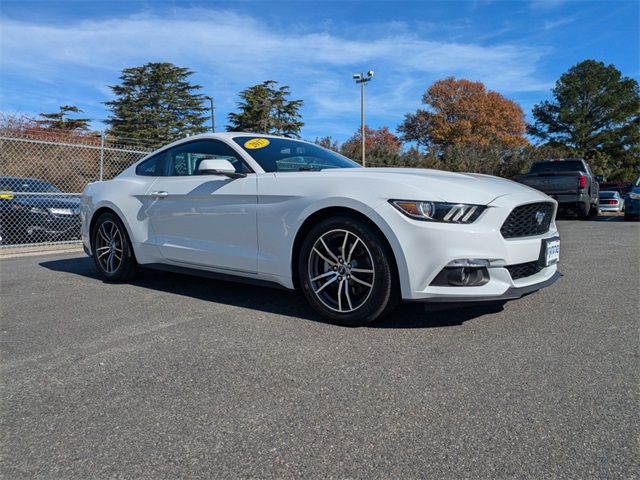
[142,263,294,292]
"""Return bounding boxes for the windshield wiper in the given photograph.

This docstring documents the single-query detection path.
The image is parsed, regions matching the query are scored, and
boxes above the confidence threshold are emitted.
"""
[297,166,321,171]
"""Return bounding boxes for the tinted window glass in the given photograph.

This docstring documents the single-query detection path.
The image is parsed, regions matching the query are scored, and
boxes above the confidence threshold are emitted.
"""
[136,154,163,176]
[599,191,617,198]
[165,140,249,176]
[530,161,586,173]
[232,136,360,172]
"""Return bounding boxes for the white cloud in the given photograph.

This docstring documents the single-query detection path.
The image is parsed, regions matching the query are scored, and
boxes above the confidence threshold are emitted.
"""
[0,7,552,137]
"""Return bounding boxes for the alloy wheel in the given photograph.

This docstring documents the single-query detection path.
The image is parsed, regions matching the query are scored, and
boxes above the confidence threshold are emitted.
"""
[95,220,124,274]
[307,229,375,313]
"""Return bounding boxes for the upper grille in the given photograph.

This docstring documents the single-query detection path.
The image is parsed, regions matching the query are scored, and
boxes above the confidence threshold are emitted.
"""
[506,261,543,280]
[500,202,554,239]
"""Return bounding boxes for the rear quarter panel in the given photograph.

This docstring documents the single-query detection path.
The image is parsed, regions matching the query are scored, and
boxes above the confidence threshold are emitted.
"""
[81,177,159,263]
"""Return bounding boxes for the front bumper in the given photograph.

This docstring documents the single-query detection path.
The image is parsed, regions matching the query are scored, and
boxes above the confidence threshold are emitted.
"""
[425,271,562,302]
[3,212,80,238]
[377,192,561,302]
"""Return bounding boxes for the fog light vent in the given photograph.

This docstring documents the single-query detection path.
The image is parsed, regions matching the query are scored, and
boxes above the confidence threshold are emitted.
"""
[430,267,490,287]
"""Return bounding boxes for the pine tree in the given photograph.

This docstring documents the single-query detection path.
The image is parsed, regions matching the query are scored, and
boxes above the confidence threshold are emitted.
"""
[105,62,208,145]
[529,60,639,180]
[38,105,90,132]
[227,81,303,137]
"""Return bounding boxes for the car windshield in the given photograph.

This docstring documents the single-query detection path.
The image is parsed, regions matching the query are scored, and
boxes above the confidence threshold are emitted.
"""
[0,177,62,193]
[232,136,360,172]
[530,160,586,173]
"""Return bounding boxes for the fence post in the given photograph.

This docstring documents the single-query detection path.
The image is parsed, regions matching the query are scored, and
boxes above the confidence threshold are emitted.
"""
[99,131,105,181]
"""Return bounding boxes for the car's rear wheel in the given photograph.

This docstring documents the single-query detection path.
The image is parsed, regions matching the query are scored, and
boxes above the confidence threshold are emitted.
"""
[91,212,137,282]
[298,216,399,326]
[577,202,590,220]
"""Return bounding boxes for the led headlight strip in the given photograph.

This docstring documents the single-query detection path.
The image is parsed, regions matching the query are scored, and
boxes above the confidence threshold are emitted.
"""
[390,200,486,224]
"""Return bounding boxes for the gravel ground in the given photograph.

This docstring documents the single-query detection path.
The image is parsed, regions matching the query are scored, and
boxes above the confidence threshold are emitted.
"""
[1,218,638,479]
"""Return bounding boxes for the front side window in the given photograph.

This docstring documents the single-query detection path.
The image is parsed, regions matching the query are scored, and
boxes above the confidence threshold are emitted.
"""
[136,140,251,177]
[167,140,250,176]
[232,136,360,173]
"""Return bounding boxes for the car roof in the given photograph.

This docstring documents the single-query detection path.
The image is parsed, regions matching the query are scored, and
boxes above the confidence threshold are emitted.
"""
[141,132,316,159]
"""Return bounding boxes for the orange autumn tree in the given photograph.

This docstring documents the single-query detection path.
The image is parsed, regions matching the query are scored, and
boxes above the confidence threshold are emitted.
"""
[398,77,527,150]
[341,126,402,164]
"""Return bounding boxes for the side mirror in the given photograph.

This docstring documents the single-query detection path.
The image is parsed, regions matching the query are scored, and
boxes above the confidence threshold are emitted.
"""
[197,159,246,179]
[595,175,605,183]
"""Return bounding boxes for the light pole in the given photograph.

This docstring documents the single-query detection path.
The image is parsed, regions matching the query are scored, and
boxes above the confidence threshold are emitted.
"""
[204,95,215,132]
[353,70,374,167]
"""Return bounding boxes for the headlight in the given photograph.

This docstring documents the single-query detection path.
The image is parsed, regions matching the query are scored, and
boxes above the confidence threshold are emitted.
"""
[629,191,640,200]
[29,206,49,215]
[390,200,486,223]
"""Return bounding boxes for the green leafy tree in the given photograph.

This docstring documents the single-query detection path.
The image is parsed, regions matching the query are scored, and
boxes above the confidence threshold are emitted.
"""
[38,105,90,132]
[227,80,303,137]
[529,60,640,180]
[105,62,208,145]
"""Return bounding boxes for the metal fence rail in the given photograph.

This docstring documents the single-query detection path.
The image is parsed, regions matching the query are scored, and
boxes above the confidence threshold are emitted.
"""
[0,131,151,248]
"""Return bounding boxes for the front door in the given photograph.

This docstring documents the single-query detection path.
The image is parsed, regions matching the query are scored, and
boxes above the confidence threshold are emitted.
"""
[145,139,258,273]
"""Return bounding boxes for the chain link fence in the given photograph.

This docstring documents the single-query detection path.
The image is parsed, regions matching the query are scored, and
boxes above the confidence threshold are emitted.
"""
[0,131,152,249]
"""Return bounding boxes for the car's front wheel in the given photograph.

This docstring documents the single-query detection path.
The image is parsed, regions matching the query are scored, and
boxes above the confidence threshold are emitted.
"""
[298,216,399,326]
[91,212,137,282]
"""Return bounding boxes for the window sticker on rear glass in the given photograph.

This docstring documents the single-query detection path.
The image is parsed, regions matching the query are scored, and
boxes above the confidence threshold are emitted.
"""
[244,138,270,149]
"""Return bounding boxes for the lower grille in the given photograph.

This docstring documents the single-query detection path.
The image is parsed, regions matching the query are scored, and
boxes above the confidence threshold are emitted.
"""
[501,202,554,238]
[506,261,543,280]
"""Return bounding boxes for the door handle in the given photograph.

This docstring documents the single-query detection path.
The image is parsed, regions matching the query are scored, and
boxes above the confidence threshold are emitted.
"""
[151,191,168,198]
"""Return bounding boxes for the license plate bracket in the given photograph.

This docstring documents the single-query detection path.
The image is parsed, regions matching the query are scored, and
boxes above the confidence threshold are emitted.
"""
[539,237,560,267]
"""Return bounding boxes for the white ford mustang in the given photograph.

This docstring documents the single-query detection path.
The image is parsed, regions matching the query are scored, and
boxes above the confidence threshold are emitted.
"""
[81,133,561,326]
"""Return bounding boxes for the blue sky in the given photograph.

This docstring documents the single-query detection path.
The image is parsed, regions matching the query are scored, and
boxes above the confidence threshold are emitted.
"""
[1,0,638,143]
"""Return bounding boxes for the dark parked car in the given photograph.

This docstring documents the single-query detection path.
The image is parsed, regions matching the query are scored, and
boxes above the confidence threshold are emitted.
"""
[516,159,599,219]
[0,176,80,245]
[624,176,640,222]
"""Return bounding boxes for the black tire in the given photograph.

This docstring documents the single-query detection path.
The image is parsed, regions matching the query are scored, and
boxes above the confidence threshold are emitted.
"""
[91,212,137,282]
[577,202,590,220]
[298,216,399,326]
[589,203,600,217]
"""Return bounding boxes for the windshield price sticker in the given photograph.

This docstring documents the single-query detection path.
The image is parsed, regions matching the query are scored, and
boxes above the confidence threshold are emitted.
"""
[244,138,270,149]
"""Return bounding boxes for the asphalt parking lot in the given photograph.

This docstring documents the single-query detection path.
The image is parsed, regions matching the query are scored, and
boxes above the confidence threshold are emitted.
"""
[1,218,638,479]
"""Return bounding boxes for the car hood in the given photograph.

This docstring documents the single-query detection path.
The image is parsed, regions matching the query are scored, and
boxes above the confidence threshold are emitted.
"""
[316,168,547,205]
[12,195,81,209]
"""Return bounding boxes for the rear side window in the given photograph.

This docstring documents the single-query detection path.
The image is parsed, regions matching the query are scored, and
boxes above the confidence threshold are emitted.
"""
[136,153,163,176]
